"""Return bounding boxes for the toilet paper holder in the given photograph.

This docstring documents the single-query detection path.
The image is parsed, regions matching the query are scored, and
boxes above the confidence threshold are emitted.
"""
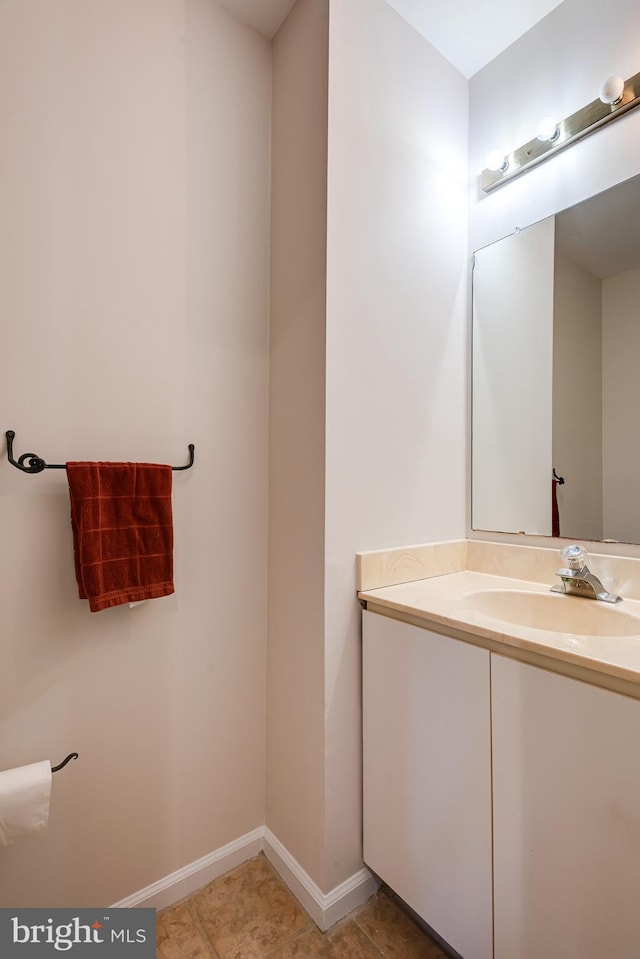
[52,753,78,773]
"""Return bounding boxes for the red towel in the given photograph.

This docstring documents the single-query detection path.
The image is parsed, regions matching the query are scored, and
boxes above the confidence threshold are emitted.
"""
[66,462,174,612]
[552,478,560,538]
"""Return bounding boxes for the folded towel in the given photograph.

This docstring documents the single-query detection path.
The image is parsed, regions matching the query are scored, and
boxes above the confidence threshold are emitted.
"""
[66,462,174,612]
[552,478,560,538]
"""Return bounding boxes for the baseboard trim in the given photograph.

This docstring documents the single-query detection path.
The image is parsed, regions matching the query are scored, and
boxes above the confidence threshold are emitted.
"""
[111,825,378,928]
[263,828,379,931]
[110,827,264,911]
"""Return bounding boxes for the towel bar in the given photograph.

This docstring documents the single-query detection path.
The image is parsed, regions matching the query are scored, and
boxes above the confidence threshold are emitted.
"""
[5,431,195,473]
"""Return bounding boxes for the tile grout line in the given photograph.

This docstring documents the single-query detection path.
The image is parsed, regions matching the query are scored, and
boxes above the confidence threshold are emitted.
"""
[185,898,223,959]
[261,925,313,958]
[352,897,449,959]
[258,854,315,957]
[184,856,314,959]
[349,914,388,959]
[158,857,441,959]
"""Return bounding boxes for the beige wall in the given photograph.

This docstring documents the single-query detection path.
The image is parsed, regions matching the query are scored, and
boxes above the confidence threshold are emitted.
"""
[0,0,270,906]
[552,249,603,542]
[325,0,469,890]
[267,0,468,896]
[267,0,329,884]
[602,266,640,543]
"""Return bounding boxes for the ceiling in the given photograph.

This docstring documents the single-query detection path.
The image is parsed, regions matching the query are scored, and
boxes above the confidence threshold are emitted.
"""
[218,0,566,75]
[217,0,297,38]
[383,0,566,77]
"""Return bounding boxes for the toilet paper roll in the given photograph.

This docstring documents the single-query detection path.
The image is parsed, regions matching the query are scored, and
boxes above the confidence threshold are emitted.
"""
[0,761,52,847]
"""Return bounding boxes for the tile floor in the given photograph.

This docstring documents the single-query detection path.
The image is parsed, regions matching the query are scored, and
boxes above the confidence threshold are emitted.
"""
[156,855,450,959]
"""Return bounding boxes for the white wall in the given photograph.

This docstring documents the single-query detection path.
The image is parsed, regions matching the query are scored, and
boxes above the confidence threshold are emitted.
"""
[267,0,328,885]
[469,0,640,256]
[325,0,468,890]
[0,0,270,906]
[552,249,603,542]
[602,266,640,543]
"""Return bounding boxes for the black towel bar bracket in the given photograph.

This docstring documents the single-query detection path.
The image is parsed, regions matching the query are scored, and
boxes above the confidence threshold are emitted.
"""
[5,431,195,473]
[553,468,565,486]
[51,753,78,774]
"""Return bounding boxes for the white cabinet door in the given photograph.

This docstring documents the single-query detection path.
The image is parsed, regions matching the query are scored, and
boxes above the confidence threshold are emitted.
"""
[492,655,640,959]
[363,610,493,959]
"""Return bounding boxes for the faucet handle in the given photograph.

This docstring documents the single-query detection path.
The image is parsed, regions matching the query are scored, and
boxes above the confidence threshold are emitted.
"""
[560,544,587,570]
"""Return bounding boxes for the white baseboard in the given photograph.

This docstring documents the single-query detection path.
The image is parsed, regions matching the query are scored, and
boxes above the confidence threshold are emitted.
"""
[263,828,379,932]
[110,827,263,911]
[111,825,378,930]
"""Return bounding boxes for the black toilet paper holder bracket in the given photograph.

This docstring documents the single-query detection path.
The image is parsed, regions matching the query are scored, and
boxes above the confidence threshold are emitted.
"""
[52,753,79,774]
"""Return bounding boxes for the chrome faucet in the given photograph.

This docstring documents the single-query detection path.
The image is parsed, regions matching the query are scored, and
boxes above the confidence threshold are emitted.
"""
[551,545,622,604]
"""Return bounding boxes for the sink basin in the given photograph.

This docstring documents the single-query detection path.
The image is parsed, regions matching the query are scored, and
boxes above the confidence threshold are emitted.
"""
[458,589,640,637]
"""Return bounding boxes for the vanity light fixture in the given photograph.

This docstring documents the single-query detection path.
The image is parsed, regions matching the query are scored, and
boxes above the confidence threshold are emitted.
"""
[482,69,640,193]
[599,75,625,105]
[536,116,560,142]
[486,149,509,173]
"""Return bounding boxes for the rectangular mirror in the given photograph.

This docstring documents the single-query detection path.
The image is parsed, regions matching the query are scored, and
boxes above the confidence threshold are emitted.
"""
[472,173,640,545]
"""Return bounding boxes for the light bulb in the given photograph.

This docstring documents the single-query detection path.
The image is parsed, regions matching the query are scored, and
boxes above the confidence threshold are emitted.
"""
[536,116,560,142]
[599,75,625,105]
[486,149,508,173]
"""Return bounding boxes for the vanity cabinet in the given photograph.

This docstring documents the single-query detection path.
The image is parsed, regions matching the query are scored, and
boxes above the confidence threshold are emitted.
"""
[492,655,640,959]
[362,610,493,959]
[364,609,640,959]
